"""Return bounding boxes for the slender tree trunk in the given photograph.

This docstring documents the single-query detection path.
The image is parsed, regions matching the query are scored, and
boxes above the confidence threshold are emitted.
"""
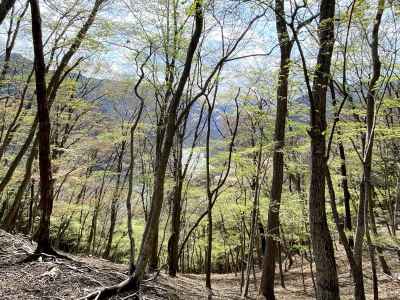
[326,166,366,300]
[307,0,339,298]
[205,104,213,289]
[1,140,38,231]
[277,242,285,288]
[103,143,125,258]
[369,195,391,274]
[168,152,184,276]
[86,205,99,254]
[363,1,385,299]
[126,146,136,273]
[133,4,203,283]
[338,142,353,246]
[30,0,54,253]
[25,179,35,234]
[394,178,399,237]
[329,81,354,248]
[243,143,262,297]
[148,217,160,271]
[354,180,366,267]
[86,160,110,254]
[103,199,118,258]
[260,1,292,298]
[0,0,16,26]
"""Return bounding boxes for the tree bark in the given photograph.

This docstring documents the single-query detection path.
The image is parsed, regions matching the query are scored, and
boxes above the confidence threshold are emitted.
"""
[338,141,353,247]
[30,0,54,253]
[308,0,340,298]
[0,0,16,26]
[363,2,386,298]
[133,1,203,283]
[329,81,354,248]
[260,0,292,298]
[326,166,366,300]
[103,143,125,258]
[168,144,184,276]
[243,143,262,297]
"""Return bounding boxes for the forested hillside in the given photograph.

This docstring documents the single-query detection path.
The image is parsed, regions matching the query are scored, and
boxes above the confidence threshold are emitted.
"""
[0,0,400,299]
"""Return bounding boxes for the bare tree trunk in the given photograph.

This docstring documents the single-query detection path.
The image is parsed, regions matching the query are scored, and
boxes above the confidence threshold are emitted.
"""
[103,143,125,258]
[125,54,149,273]
[126,138,136,274]
[243,143,262,297]
[167,101,203,276]
[260,0,292,298]
[363,1,385,299]
[1,140,38,231]
[204,85,239,290]
[86,159,111,254]
[29,0,54,253]
[369,195,391,275]
[168,154,183,276]
[0,0,16,25]
[86,205,99,254]
[133,2,203,283]
[307,0,339,297]
[339,142,353,246]
[25,179,35,234]
[394,178,400,237]
[205,101,213,289]
[326,166,365,300]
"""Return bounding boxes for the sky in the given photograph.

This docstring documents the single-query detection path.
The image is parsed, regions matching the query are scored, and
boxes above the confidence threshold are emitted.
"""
[0,0,281,82]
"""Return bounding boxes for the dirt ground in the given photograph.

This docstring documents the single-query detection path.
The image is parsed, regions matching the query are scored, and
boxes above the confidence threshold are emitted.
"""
[0,229,399,299]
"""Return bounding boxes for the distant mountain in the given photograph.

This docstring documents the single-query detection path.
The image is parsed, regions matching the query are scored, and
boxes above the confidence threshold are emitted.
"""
[0,53,135,116]
[0,53,257,143]
[1,53,34,74]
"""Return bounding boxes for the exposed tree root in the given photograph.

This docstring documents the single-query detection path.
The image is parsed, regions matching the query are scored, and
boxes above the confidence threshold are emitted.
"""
[20,246,72,263]
[79,275,140,300]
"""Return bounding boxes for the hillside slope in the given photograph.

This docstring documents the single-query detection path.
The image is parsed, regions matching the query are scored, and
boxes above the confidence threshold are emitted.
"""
[1,229,399,299]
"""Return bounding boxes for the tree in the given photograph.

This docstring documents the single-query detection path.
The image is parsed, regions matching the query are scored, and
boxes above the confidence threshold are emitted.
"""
[292,0,340,297]
[0,0,16,25]
[204,86,240,289]
[260,0,293,297]
[29,0,54,253]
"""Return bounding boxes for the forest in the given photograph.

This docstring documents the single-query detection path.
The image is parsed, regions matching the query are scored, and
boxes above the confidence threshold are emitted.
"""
[0,0,399,299]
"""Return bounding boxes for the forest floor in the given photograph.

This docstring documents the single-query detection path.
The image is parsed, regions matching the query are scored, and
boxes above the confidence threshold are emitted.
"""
[0,229,399,299]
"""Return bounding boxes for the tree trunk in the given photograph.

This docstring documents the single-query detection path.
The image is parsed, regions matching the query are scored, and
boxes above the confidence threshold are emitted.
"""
[338,142,353,247]
[369,194,391,275]
[260,0,292,298]
[30,0,54,253]
[148,217,160,272]
[86,160,110,254]
[243,143,262,297]
[168,158,184,276]
[133,2,203,283]
[25,179,35,234]
[1,140,38,232]
[205,99,213,289]
[308,0,339,298]
[326,166,366,300]
[103,143,125,258]
[329,81,353,248]
[0,0,16,26]
[86,205,99,254]
[363,1,385,299]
